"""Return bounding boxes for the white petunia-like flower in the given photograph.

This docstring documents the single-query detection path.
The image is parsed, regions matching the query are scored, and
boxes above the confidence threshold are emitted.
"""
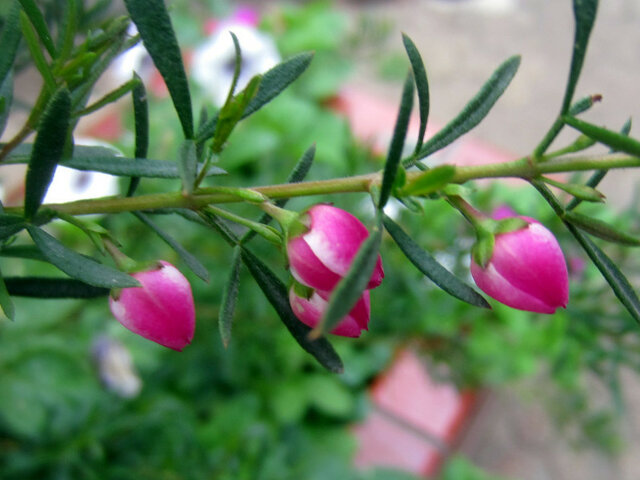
[192,20,280,106]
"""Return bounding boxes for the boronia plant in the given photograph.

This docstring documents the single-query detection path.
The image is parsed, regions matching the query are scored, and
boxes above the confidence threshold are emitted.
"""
[0,0,637,373]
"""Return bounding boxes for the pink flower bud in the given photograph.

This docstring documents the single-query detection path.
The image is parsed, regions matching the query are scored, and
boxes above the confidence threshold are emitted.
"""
[289,287,370,338]
[109,261,196,351]
[470,218,569,314]
[287,204,384,291]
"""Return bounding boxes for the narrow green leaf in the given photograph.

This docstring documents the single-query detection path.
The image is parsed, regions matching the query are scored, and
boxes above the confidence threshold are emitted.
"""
[0,245,46,261]
[4,276,109,298]
[402,33,429,153]
[18,0,57,58]
[133,212,209,281]
[568,93,602,116]
[413,55,520,163]
[561,0,599,113]
[0,1,21,87]
[401,164,456,196]
[379,73,414,209]
[567,118,631,211]
[222,31,242,106]
[383,215,489,308]
[219,247,241,348]
[124,0,193,138]
[0,266,15,320]
[316,221,382,337]
[534,181,640,325]
[73,78,139,117]
[127,72,149,196]
[564,116,640,157]
[19,11,56,91]
[27,226,140,288]
[24,87,71,219]
[0,70,14,138]
[542,176,604,203]
[56,0,77,63]
[0,214,26,240]
[241,143,316,244]
[240,247,344,373]
[243,52,314,118]
[564,211,640,246]
[178,139,197,194]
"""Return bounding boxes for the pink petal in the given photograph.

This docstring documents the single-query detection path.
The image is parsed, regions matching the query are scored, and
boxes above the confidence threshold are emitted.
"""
[288,235,343,291]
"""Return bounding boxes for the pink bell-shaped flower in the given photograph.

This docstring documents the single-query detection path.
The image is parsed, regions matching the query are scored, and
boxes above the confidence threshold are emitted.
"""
[289,286,370,338]
[470,217,569,314]
[109,261,196,351]
[287,204,384,291]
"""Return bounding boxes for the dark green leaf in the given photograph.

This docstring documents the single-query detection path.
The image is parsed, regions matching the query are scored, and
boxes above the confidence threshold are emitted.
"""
[124,0,193,138]
[4,276,109,298]
[564,116,640,157]
[240,247,343,373]
[24,88,71,219]
[413,55,520,163]
[178,139,197,194]
[0,70,14,138]
[401,164,456,196]
[18,0,57,58]
[0,214,26,240]
[383,215,489,308]
[222,31,242,106]
[561,0,599,113]
[0,266,14,320]
[219,247,241,348]
[564,211,640,246]
[133,211,209,281]
[534,181,640,325]
[0,1,21,87]
[317,220,382,337]
[127,72,148,196]
[19,10,56,91]
[402,33,429,153]
[73,78,139,117]
[379,73,414,209]
[27,225,140,288]
[0,245,46,261]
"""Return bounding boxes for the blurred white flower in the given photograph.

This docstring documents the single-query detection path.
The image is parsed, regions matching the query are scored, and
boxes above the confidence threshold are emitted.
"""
[92,335,142,398]
[192,16,280,106]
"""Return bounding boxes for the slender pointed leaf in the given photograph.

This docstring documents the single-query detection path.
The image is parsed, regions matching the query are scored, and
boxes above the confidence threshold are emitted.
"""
[0,70,14,138]
[316,221,382,337]
[383,215,490,308]
[564,211,640,246]
[412,55,520,163]
[402,33,429,154]
[240,247,343,373]
[18,0,56,58]
[124,0,193,138]
[568,93,602,116]
[4,276,109,298]
[19,11,56,91]
[0,214,26,240]
[0,1,21,87]
[401,164,456,196]
[542,176,604,203]
[561,0,599,113]
[133,211,209,281]
[25,88,71,219]
[0,245,46,261]
[219,247,241,348]
[178,139,197,194]
[222,31,242,106]
[56,0,77,62]
[379,73,414,209]
[27,225,140,288]
[0,266,14,320]
[73,78,139,117]
[127,72,148,196]
[564,116,640,157]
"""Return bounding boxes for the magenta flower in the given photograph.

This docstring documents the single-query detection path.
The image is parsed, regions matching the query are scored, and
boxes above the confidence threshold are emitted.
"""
[287,204,384,291]
[470,217,569,314]
[109,261,196,351]
[289,287,370,338]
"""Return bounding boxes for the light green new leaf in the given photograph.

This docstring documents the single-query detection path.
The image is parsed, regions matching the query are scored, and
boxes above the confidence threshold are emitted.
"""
[18,0,57,58]
[19,11,56,91]
[24,88,71,219]
[240,247,343,373]
[412,55,520,163]
[28,226,140,288]
[219,247,241,348]
[383,215,490,308]
[379,73,414,209]
[124,0,193,138]
[401,164,456,197]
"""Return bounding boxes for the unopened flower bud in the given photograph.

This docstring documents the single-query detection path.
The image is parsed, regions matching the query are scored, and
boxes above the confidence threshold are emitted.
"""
[470,217,569,314]
[287,204,384,291]
[109,261,196,351]
[289,286,370,338]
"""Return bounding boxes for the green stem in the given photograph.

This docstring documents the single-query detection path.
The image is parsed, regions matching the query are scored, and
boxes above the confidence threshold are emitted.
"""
[205,205,282,245]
